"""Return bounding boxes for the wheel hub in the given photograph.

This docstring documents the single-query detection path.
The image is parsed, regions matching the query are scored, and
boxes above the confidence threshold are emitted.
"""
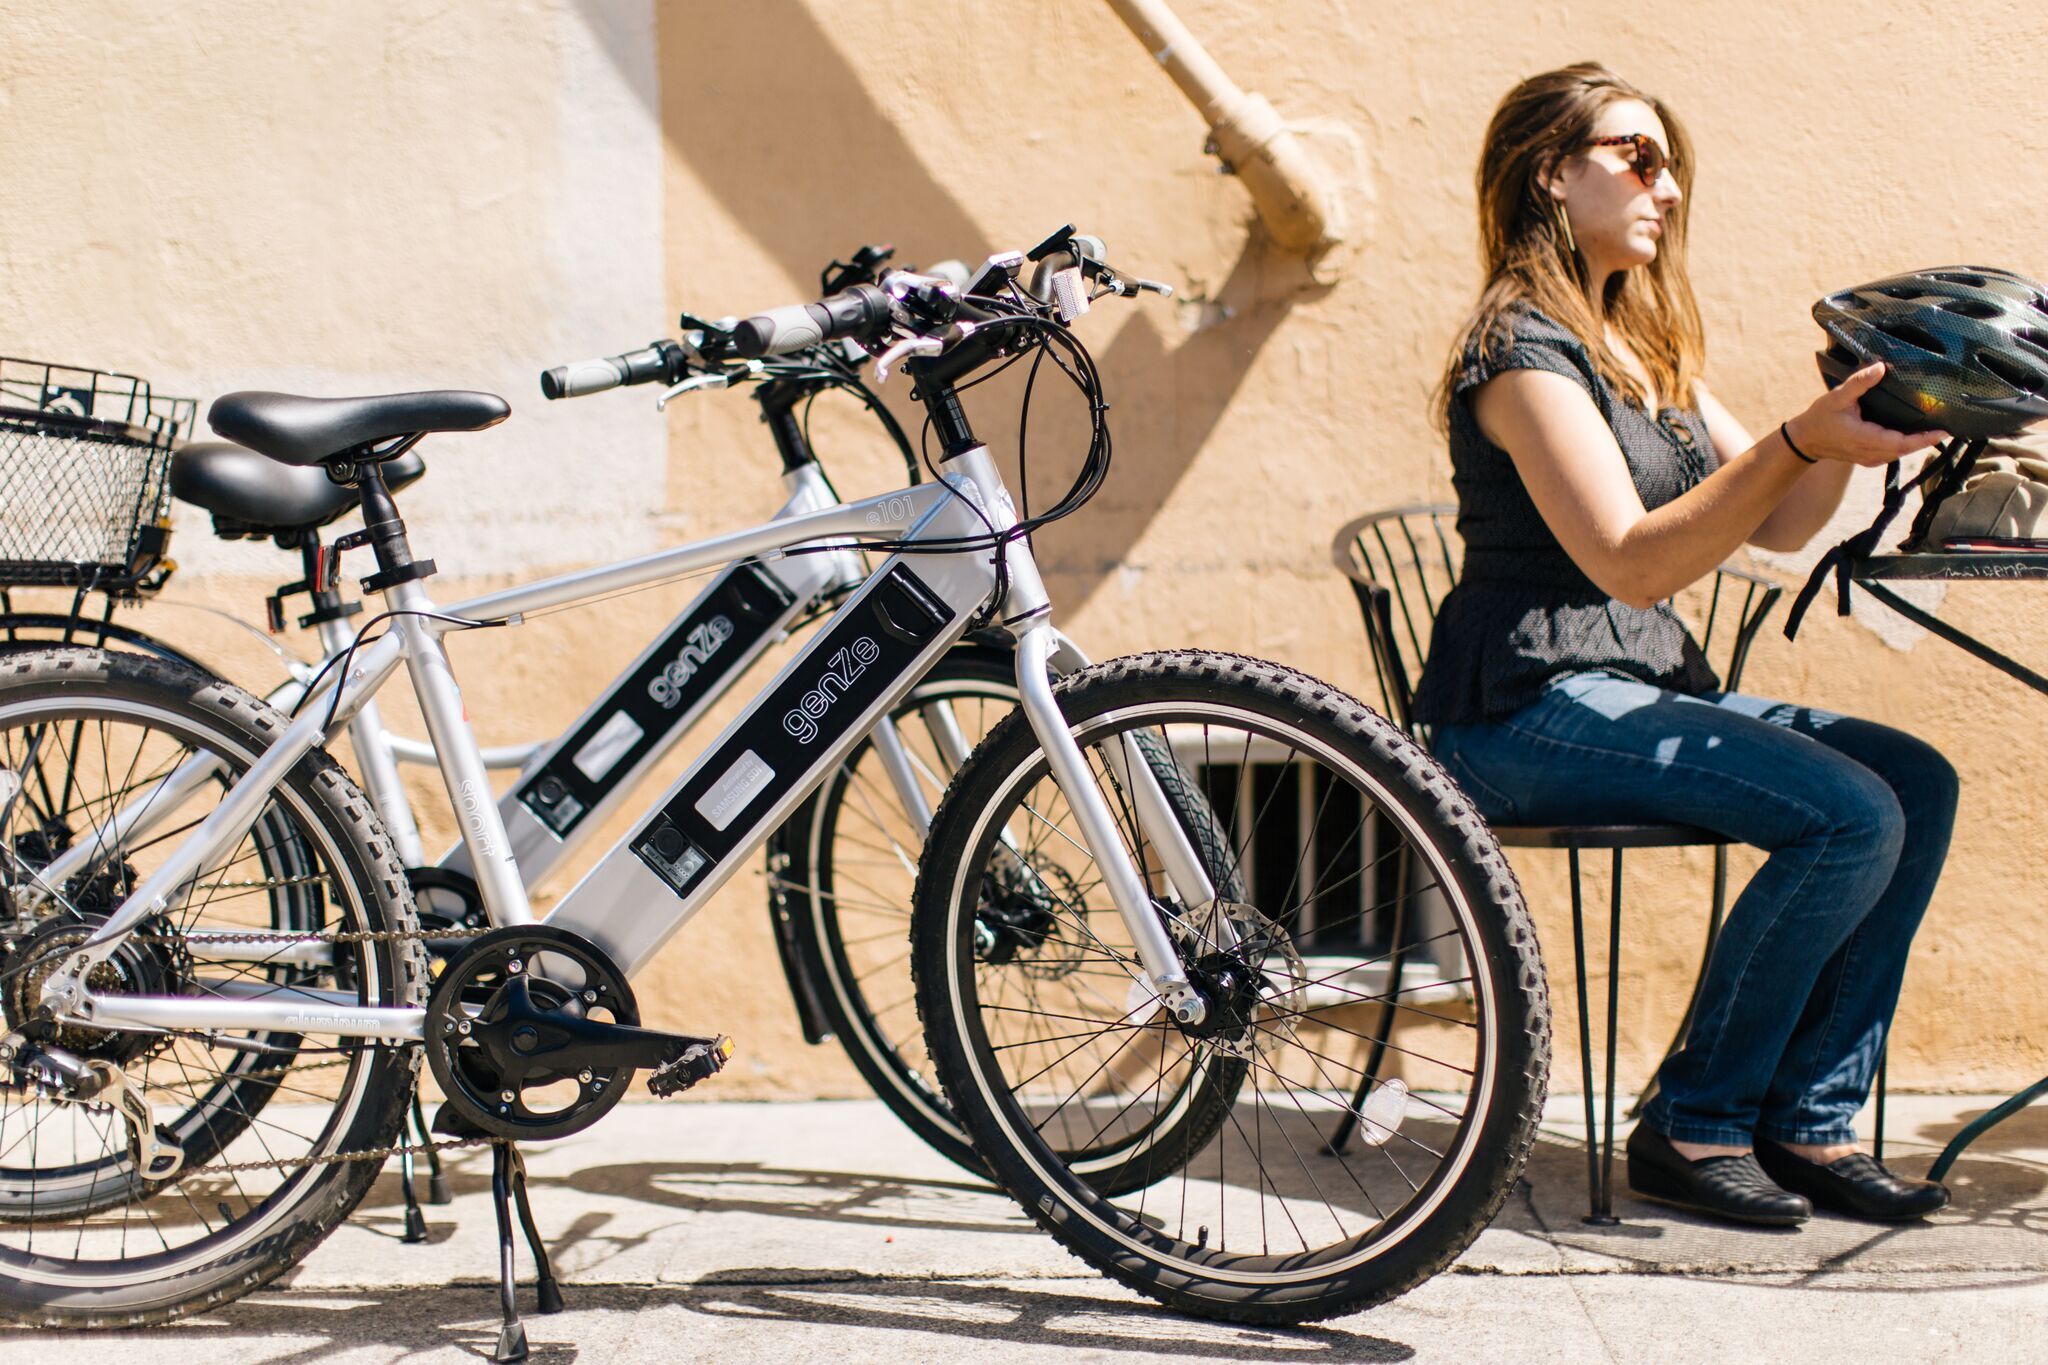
[973,856,1086,978]
[1,912,187,1065]
[1169,902,1306,1053]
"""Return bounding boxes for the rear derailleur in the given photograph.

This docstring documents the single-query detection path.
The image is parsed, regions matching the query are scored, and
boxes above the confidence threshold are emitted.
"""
[0,1036,183,1180]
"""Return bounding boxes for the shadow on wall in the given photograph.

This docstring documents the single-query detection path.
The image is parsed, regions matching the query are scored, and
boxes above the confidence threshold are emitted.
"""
[577,1,1314,612]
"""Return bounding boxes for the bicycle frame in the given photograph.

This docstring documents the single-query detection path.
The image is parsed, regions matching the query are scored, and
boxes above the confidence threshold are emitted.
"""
[344,459,864,882]
[36,443,1219,1044]
[30,460,861,895]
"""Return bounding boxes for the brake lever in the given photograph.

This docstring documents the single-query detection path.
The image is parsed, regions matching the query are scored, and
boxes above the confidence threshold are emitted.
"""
[655,363,758,411]
[872,333,946,384]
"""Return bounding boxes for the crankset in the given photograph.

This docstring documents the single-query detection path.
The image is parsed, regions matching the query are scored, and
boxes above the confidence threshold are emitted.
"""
[425,925,731,1140]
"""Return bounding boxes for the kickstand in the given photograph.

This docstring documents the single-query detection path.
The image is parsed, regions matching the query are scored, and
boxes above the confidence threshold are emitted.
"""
[489,1142,563,1364]
[398,1137,428,1243]
[415,1091,452,1204]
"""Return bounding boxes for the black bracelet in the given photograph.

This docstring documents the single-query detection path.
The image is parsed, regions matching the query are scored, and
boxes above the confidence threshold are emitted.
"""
[1779,421,1819,464]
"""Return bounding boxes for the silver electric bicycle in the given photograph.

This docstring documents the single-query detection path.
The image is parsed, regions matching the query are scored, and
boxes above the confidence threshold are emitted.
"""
[0,229,1547,1340]
[2,245,1063,1184]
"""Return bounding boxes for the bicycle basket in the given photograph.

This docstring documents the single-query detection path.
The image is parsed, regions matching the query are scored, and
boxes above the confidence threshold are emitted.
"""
[0,357,197,592]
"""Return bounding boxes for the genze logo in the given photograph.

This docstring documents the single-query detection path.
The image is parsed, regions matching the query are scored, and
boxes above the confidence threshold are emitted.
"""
[783,638,880,745]
[648,616,736,707]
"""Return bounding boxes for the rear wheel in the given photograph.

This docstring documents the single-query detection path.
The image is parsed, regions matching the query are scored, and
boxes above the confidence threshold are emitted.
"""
[912,651,1549,1322]
[0,648,425,1327]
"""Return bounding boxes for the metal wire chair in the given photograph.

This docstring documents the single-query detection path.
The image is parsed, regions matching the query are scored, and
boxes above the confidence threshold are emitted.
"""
[1330,504,1783,1221]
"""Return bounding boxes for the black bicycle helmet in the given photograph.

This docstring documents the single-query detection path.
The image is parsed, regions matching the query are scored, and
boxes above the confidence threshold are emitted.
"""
[1813,265,2048,438]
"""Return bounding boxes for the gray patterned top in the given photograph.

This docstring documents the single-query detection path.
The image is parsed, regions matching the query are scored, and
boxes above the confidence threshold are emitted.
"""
[1413,306,1720,727]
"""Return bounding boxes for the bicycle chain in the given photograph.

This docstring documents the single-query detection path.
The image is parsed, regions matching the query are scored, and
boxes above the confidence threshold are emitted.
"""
[186,1133,502,1177]
[130,920,512,1180]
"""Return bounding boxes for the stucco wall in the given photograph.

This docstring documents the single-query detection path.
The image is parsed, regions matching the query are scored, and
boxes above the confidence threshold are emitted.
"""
[4,0,2046,1100]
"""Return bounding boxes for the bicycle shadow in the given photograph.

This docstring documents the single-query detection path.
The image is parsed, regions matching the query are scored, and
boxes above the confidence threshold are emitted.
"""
[346,1150,1033,1269]
[36,1276,1412,1363]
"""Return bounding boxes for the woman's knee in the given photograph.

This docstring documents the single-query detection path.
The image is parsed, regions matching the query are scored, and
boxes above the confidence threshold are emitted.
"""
[1822,766,1907,882]
[1889,732,1961,834]
[1783,760,1905,878]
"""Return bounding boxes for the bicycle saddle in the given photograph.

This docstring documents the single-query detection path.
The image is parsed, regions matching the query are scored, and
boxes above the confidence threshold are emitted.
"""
[172,441,426,538]
[208,389,508,466]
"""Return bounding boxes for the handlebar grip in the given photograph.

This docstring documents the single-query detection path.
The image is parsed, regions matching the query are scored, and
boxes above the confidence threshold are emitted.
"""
[540,341,677,400]
[729,285,890,359]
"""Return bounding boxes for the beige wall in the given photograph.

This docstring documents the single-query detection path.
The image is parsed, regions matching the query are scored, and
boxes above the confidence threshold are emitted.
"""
[6,1,2048,1097]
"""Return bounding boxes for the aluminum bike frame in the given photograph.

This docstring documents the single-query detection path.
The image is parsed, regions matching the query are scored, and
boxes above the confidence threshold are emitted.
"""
[39,444,1216,1043]
[38,462,1043,977]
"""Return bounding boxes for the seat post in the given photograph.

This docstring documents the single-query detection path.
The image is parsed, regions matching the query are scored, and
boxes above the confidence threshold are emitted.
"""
[350,451,437,593]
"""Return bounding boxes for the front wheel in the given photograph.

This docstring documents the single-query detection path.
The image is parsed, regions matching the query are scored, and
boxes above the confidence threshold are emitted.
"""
[911,650,1549,1323]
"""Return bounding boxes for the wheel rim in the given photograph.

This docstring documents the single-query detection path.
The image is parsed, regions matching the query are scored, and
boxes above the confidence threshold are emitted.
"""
[0,694,390,1287]
[943,699,1505,1283]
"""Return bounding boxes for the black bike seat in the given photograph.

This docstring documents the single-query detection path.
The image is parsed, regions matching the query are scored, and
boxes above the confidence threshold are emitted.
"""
[172,441,426,537]
[208,389,508,467]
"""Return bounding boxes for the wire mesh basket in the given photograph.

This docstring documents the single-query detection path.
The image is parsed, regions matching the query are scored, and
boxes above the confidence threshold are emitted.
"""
[0,357,197,593]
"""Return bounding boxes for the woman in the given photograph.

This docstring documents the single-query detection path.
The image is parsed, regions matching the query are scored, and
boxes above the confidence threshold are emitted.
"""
[1415,62,1957,1225]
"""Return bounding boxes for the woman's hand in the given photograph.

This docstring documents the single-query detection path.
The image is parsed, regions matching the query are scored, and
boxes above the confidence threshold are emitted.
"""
[1784,363,1949,466]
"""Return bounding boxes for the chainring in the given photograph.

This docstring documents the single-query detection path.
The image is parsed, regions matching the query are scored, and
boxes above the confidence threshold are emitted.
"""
[424,924,639,1141]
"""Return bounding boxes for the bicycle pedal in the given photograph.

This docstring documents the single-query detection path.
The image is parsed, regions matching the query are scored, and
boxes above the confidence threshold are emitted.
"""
[645,1035,734,1098]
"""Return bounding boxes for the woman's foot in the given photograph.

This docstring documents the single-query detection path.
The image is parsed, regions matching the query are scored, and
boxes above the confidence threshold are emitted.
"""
[1753,1136,1950,1222]
[1625,1124,1810,1226]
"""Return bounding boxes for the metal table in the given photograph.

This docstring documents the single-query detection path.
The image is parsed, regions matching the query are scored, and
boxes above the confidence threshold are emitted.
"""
[1850,552,2048,1180]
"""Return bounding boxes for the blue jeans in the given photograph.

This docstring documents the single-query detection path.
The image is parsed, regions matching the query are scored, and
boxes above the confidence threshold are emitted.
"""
[1433,671,1958,1146]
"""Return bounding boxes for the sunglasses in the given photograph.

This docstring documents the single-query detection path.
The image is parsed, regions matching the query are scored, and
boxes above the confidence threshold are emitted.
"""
[1586,133,1671,188]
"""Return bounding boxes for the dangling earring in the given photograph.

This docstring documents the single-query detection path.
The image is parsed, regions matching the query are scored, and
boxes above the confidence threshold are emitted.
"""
[1553,200,1578,256]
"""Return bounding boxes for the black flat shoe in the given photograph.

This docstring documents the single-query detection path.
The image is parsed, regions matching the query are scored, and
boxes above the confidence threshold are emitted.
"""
[1625,1124,1810,1226]
[1753,1137,1950,1222]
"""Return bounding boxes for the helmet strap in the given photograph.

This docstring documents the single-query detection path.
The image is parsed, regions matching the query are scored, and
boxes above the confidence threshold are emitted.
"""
[1785,435,1988,641]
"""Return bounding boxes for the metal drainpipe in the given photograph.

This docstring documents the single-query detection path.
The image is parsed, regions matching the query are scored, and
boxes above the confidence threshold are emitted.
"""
[1104,0,1341,256]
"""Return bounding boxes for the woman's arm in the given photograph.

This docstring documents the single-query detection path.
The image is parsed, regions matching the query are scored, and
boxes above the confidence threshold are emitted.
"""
[1469,363,1942,608]
[1693,382,1852,552]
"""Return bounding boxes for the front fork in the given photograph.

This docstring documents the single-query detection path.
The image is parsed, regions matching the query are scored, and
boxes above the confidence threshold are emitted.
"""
[864,620,1226,1025]
[1007,623,1215,1026]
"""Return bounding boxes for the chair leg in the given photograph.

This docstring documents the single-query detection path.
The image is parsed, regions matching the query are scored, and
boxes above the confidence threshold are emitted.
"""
[1874,1042,1888,1163]
[1629,845,1727,1121]
[1325,852,1409,1155]
[1570,849,1620,1224]
[1596,849,1624,1225]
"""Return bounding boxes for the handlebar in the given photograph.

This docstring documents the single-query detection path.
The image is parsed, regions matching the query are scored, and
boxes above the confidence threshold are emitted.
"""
[540,339,686,400]
[546,230,1157,409]
[729,284,893,360]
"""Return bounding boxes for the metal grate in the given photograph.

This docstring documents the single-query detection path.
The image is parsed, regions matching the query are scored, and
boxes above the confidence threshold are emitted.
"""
[0,358,195,592]
[1170,729,1469,1007]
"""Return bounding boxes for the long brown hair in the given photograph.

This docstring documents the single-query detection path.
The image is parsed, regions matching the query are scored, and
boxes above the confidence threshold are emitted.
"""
[1437,63,1706,426]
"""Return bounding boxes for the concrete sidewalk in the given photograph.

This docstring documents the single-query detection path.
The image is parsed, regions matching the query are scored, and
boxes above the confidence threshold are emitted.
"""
[4,1093,2044,1363]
